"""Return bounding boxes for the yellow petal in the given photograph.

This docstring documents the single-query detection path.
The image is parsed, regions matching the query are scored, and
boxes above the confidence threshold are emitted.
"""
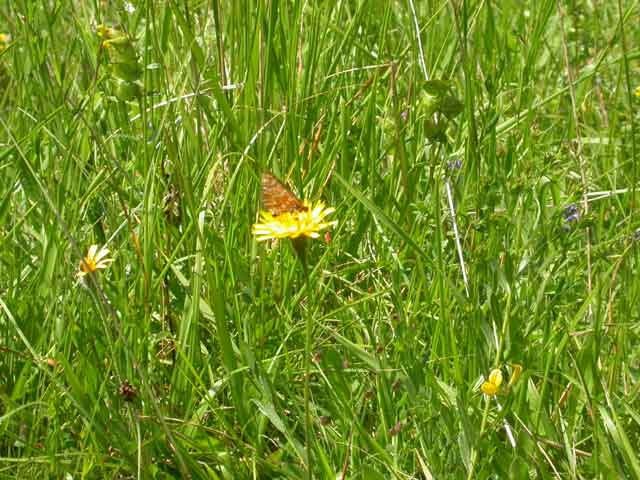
[508,364,522,387]
[480,381,499,396]
[252,199,336,242]
[488,369,503,387]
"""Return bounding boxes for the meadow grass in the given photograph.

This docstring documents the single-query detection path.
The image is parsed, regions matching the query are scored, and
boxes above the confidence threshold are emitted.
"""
[1,1,639,478]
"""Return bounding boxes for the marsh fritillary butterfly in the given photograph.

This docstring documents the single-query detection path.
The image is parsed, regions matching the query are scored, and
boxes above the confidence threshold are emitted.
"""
[261,172,308,216]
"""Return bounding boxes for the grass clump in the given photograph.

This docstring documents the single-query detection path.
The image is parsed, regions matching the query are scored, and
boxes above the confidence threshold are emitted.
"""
[1,1,639,478]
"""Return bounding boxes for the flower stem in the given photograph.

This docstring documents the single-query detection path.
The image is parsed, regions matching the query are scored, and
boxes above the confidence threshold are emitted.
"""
[467,293,512,480]
[303,269,313,479]
[293,237,313,478]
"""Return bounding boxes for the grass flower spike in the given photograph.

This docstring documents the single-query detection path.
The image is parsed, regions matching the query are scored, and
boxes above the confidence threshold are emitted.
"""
[253,200,336,242]
[78,245,113,277]
[480,368,503,396]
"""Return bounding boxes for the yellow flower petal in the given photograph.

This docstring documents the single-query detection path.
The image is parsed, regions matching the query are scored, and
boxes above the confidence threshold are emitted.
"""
[481,381,500,396]
[508,364,522,387]
[488,368,503,387]
[252,199,336,242]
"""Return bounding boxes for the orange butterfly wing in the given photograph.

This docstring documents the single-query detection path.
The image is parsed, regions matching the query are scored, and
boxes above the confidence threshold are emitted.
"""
[261,172,307,216]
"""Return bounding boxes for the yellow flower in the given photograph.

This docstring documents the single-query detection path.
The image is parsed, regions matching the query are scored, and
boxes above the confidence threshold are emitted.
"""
[0,33,11,53]
[480,368,503,396]
[252,200,337,242]
[77,245,113,277]
[96,24,122,41]
[635,86,640,98]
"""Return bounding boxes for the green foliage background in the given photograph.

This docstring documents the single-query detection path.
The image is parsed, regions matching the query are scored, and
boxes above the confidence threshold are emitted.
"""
[1,0,639,478]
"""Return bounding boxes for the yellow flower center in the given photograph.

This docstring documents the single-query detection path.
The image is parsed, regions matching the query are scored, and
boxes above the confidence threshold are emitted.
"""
[79,257,97,274]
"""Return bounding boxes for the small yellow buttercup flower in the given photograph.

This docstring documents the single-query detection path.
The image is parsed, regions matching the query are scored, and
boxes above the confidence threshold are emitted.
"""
[252,200,337,242]
[635,86,640,99]
[480,368,503,396]
[77,245,113,277]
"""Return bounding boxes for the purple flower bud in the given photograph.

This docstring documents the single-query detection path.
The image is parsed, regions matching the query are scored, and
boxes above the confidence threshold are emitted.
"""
[563,204,579,222]
[561,204,580,231]
[447,159,462,171]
